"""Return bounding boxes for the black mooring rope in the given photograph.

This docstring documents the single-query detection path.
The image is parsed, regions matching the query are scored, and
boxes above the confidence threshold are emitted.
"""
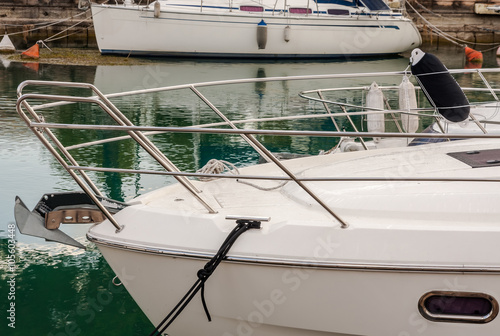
[148,219,262,336]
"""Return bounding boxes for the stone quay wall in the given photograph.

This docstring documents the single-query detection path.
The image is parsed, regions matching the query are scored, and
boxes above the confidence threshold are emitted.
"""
[0,0,110,49]
[406,0,500,45]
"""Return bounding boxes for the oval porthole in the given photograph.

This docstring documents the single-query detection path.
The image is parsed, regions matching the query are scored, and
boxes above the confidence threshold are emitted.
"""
[418,291,499,323]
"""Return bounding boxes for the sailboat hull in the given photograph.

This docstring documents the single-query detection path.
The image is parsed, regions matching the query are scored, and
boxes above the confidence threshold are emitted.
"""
[91,3,421,58]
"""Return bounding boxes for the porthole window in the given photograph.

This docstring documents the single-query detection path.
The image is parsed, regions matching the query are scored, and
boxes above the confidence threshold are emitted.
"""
[418,291,499,323]
[327,9,350,15]
[289,7,312,14]
[240,5,263,12]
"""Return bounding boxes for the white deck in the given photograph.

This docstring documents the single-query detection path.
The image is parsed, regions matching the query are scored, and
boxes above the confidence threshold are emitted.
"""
[89,138,500,269]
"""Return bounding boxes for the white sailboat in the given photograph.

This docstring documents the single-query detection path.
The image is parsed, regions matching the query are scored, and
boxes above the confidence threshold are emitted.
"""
[91,0,421,58]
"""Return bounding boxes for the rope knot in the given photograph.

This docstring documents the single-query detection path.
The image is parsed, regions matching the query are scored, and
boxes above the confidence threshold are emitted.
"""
[197,268,211,280]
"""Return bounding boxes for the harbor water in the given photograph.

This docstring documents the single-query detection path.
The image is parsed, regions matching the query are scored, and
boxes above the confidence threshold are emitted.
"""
[1,45,500,335]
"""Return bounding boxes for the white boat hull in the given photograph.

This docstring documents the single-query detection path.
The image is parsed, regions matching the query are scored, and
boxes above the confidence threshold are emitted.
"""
[91,3,421,58]
[88,139,500,336]
[95,244,500,336]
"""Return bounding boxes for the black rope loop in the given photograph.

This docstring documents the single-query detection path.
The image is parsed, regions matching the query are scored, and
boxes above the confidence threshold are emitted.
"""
[148,219,261,336]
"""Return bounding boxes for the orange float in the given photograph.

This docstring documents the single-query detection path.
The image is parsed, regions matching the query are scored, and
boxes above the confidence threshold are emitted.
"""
[464,46,483,63]
[21,43,40,59]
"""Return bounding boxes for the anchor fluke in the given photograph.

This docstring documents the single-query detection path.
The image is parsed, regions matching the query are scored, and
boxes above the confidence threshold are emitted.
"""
[14,196,86,249]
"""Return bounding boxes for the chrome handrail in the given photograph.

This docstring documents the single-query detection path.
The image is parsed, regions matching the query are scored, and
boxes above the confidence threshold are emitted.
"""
[15,68,500,230]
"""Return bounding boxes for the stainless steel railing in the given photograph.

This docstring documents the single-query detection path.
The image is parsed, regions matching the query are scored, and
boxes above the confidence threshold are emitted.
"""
[16,69,500,230]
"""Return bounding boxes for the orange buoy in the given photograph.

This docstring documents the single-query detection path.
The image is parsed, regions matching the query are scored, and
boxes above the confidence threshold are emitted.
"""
[464,46,483,63]
[21,43,40,59]
[23,62,40,72]
[465,61,482,69]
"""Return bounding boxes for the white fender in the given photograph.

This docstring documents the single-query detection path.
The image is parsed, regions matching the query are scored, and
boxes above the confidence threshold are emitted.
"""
[399,76,419,133]
[154,1,161,18]
[366,82,385,142]
[284,26,291,43]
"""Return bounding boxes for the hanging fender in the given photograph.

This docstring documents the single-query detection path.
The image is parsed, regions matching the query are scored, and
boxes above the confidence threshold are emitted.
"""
[284,25,291,42]
[399,76,419,133]
[411,48,470,123]
[366,82,385,143]
[257,20,267,49]
[154,1,161,18]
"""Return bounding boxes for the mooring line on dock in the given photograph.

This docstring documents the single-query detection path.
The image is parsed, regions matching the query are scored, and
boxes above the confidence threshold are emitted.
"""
[407,0,500,51]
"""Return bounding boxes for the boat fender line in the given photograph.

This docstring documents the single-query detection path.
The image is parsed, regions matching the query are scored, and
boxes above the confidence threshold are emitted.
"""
[154,0,161,18]
[257,19,268,49]
[399,75,419,133]
[410,48,470,123]
[284,25,291,42]
[149,219,263,336]
[366,81,385,143]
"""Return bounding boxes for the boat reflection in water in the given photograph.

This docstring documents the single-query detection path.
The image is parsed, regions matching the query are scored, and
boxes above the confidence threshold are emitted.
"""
[91,58,413,198]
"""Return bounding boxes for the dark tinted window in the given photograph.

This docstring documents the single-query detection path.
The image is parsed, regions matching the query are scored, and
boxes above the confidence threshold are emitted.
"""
[359,0,390,10]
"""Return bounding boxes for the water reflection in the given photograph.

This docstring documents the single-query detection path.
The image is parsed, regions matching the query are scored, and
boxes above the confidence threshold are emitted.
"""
[0,237,152,335]
[9,54,500,207]
[40,57,415,203]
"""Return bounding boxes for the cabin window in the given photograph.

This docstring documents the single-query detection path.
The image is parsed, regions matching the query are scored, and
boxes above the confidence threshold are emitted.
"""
[315,0,361,7]
[359,0,390,10]
[418,291,499,323]
[240,5,264,12]
[289,7,312,14]
[327,9,350,15]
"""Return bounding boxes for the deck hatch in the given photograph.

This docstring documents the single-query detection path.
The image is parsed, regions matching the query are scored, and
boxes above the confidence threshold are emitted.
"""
[447,148,500,168]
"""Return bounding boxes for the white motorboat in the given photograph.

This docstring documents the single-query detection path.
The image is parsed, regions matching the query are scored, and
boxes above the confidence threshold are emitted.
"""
[14,55,500,335]
[90,0,421,58]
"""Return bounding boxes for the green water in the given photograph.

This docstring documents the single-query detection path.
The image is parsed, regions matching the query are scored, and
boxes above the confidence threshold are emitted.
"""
[1,46,499,335]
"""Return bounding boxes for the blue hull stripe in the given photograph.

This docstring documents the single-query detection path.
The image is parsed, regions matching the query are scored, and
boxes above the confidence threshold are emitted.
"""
[138,14,401,29]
